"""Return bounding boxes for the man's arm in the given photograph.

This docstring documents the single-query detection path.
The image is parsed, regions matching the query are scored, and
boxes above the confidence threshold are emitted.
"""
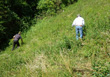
[82,19,85,26]
[72,19,76,27]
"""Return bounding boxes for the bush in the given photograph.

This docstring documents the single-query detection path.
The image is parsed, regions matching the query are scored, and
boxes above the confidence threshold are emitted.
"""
[37,0,56,15]
[37,0,76,15]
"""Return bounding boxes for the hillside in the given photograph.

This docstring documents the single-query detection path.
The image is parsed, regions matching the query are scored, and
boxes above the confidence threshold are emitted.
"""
[0,0,110,77]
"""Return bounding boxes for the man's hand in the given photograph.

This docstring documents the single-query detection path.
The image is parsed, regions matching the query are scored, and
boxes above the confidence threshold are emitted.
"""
[13,36,15,39]
[72,25,74,27]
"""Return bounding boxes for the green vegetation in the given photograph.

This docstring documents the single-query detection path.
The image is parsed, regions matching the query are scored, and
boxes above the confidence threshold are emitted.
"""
[0,0,110,77]
[0,0,76,49]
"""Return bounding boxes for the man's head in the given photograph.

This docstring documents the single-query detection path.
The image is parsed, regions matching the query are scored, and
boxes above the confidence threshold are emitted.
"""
[18,31,21,35]
[77,14,81,17]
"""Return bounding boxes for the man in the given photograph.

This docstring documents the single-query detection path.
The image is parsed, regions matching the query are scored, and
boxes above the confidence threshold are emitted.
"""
[12,31,23,51]
[72,14,85,40]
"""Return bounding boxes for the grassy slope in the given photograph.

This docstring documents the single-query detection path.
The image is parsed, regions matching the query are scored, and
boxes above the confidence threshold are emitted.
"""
[0,0,110,77]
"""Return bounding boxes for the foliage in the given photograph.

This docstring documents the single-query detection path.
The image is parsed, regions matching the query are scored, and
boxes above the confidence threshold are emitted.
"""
[92,61,110,77]
[0,0,76,49]
[37,0,76,15]
[37,0,56,15]
[0,0,110,77]
[61,0,76,6]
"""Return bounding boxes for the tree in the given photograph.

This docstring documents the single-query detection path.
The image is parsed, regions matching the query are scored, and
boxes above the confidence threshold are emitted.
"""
[0,0,22,49]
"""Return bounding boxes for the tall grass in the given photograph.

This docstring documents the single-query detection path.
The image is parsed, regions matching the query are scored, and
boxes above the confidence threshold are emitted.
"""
[0,0,110,77]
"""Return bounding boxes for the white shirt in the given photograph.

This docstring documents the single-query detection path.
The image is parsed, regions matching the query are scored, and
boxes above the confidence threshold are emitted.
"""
[72,16,85,27]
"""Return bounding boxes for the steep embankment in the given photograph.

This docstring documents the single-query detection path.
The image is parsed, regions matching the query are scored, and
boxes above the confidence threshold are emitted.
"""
[0,0,110,77]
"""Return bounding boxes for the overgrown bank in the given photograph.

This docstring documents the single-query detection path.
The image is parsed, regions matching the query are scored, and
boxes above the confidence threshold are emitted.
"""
[0,0,110,77]
[0,0,77,49]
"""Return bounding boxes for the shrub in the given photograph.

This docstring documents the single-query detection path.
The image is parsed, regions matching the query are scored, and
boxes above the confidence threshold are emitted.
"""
[37,0,56,15]
[37,0,76,15]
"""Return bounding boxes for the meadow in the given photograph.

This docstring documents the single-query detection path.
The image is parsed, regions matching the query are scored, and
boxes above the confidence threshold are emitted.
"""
[0,0,110,77]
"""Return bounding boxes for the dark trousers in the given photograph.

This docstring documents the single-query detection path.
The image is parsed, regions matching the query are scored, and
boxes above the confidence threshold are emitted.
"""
[12,40,20,51]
